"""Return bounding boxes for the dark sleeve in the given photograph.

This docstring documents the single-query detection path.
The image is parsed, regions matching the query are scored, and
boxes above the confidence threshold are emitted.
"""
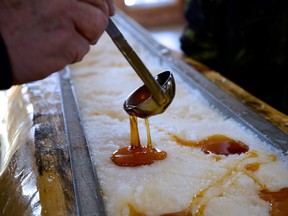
[0,34,13,90]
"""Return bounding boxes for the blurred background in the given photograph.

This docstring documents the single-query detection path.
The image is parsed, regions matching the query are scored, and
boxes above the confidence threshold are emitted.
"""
[114,0,186,53]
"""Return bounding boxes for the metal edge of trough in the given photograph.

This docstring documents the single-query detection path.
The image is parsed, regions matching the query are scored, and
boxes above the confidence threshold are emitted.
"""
[59,67,106,216]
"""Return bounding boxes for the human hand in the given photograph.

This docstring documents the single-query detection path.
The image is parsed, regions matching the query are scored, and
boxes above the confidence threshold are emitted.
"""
[0,0,114,85]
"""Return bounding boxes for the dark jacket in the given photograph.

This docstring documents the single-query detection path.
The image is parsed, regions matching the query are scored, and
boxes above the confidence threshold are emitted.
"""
[0,34,12,90]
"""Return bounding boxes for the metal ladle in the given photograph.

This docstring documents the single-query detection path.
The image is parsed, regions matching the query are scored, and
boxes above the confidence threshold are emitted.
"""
[106,18,176,118]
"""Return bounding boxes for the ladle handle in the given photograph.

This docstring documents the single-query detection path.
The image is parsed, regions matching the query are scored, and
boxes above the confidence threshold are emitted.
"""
[106,18,166,104]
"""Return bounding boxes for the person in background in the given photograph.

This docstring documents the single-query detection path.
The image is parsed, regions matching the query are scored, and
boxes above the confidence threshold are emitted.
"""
[180,0,288,114]
[0,0,114,90]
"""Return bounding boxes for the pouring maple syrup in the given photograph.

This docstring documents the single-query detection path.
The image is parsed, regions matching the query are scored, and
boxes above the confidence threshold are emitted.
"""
[111,115,167,166]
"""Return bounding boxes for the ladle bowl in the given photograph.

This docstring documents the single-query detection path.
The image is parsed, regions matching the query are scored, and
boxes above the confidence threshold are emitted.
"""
[106,18,176,118]
[123,71,175,118]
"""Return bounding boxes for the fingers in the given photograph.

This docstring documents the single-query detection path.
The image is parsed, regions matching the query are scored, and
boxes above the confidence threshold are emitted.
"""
[7,24,91,85]
[104,0,115,16]
[66,31,91,63]
[79,0,115,16]
[73,0,113,44]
